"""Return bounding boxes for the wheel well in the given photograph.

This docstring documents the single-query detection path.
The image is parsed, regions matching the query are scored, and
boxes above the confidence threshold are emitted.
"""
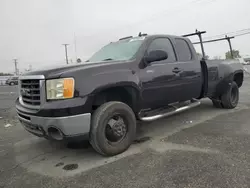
[92,86,139,112]
[234,72,243,88]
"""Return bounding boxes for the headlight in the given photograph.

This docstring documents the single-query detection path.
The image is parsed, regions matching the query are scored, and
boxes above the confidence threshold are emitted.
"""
[46,78,75,100]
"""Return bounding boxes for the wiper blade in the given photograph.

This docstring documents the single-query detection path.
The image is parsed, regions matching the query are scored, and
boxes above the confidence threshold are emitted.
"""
[102,58,114,61]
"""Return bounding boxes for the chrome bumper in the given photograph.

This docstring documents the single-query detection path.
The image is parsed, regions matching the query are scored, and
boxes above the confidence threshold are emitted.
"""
[17,110,91,138]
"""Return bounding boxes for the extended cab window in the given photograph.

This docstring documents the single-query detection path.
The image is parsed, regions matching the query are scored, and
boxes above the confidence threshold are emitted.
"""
[175,39,192,61]
[147,38,176,63]
[88,37,145,62]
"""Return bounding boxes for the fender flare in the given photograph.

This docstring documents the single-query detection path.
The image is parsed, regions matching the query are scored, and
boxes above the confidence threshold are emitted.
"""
[90,81,142,113]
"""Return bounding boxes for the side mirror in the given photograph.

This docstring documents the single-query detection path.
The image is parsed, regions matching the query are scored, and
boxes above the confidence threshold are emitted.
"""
[145,50,168,64]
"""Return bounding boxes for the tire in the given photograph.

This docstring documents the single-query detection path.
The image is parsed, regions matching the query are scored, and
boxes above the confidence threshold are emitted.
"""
[10,82,14,86]
[90,101,136,156]
[212,100,223,108]
[221,81,239,109]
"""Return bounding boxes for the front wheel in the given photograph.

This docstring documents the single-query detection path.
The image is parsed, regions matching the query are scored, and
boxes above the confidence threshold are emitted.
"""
[90,101,136,156]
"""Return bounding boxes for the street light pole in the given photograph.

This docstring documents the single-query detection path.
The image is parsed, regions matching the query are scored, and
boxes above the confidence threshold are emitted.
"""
[74,33,78,63]
[62,44,69,64]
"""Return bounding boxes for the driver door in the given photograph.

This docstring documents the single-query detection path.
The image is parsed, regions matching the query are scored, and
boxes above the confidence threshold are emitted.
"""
[138,37,180,109]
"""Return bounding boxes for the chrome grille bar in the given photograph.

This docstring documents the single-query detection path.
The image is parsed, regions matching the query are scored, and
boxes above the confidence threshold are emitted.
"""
[18,75,45,109]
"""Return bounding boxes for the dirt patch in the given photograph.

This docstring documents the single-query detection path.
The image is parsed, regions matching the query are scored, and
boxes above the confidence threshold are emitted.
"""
[63,164,78,171]
[55,162,64,167]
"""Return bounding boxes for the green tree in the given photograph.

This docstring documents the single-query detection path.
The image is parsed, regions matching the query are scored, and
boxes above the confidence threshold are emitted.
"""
[225,50,241,59]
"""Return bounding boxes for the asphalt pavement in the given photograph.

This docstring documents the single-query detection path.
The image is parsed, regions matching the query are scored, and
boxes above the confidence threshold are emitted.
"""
[1,78,250,188]
[0,85,18,113]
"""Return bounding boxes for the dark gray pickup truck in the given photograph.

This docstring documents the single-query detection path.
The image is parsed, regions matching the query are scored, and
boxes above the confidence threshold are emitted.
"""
[16,34,244,156]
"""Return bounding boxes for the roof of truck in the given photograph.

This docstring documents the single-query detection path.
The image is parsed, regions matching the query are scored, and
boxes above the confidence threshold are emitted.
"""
[118,34,186,41]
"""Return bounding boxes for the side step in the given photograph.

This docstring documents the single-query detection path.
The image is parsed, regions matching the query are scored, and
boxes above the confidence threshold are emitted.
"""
[139,99,201,122]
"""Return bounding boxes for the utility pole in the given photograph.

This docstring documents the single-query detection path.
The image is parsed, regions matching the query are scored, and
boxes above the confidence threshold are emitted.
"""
[62,44,69,64]
[74,33,78,63]
[225,35,234,59]
[28,64,32,71]
[13,59,18,75]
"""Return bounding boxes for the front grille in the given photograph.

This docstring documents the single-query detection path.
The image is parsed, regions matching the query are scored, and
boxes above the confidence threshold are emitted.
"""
[20,79,41,106]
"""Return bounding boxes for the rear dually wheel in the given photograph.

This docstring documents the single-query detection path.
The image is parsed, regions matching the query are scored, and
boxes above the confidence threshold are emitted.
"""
[211,81,239,109]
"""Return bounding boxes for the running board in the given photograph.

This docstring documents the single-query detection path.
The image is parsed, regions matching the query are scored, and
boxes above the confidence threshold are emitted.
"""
[139,100,201,122]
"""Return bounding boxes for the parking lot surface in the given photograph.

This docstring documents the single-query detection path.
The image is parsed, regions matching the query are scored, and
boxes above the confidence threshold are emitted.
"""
[1,77,250,188]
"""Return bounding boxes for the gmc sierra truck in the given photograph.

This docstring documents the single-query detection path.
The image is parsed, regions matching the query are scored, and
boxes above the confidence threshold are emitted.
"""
[16,34,244,156]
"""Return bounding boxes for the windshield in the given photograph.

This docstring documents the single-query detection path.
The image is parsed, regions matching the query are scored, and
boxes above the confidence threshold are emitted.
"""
[88,37,145,62]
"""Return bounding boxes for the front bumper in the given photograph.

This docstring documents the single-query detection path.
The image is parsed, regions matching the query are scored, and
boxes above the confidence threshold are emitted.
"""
[17,109,91,140]
[16,74,94,140]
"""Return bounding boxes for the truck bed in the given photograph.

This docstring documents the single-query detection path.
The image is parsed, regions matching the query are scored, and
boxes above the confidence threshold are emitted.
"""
[205,59,243,97]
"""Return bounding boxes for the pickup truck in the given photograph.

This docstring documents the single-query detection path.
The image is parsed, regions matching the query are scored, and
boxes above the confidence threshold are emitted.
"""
[16,34,244,156]
[6,76,18,85]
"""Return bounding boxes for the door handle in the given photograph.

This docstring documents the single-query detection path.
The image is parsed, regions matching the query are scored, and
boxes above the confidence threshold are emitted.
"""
[172,68,181,73]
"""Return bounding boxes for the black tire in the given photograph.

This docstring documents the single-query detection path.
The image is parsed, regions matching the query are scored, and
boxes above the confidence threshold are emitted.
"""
[212,100,223,108]
[221,81,239,109]
[10,82,14,86]
[90,101,136,156]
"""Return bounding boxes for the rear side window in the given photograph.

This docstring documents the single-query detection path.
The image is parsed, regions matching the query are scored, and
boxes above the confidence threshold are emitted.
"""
[175,39,192,61]
[147,38,176,63]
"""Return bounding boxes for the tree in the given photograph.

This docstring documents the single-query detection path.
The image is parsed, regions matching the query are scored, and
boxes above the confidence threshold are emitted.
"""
[0,73,13,76]
[196,53,202,60]
[225,50,241,59]
[196,53,209,60]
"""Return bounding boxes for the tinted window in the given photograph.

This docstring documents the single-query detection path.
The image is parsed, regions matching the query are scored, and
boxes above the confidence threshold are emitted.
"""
[175,39,192,61]
[147,38,176,63]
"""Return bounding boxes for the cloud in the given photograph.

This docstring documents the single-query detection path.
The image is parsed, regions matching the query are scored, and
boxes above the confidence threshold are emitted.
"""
[0,0,250,72]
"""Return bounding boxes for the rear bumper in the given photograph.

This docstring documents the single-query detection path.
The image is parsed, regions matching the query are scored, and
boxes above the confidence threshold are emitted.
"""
[17,110,91,140]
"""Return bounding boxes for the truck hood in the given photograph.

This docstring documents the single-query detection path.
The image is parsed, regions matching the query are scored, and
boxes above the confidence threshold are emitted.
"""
[23,61,128,79]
